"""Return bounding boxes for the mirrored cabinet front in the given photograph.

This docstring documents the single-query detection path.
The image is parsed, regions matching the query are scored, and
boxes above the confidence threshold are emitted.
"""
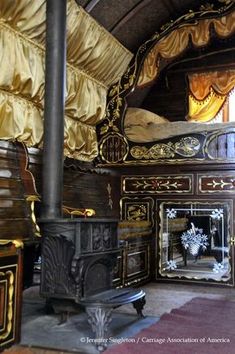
[158,201,233,284]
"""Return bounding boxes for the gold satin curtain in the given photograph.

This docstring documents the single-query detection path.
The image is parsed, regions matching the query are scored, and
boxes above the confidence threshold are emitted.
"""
[137,11,235,87]
[0,0,133,161]
[187,70,235,122]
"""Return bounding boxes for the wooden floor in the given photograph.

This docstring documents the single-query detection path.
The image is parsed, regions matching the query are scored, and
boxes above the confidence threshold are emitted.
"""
[4,281,235,354]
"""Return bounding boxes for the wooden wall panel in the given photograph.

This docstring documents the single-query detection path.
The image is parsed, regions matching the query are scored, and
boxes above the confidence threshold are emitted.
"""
[0,179,22,198]
[27,147,121,219]
[0,141,35,241]
[142,71,187,121]
[0,221,32,239]
[0,200,28,218]
[63,172,120,218]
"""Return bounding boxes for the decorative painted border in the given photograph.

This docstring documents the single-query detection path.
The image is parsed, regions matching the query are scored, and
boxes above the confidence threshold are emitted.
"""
[198,174,235,194]
[122,175,193,194]
[120,197,154,224]
[129,137,202,160]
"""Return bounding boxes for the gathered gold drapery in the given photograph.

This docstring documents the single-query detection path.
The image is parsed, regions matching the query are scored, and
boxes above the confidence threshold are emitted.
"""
[137,11,235,87]
[187,70,235,122]
[0,0,133,161]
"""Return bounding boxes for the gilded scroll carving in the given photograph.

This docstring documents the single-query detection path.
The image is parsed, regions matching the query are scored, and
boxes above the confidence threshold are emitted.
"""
[130,137,201,160]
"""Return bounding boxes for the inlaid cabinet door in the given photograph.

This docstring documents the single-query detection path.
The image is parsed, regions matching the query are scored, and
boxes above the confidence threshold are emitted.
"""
[157,200,233,286]
[0,245,23,350]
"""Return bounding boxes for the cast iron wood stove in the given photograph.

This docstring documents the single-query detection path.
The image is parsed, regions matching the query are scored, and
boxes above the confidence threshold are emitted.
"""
[40,219,145,351]
[40,2,145,350]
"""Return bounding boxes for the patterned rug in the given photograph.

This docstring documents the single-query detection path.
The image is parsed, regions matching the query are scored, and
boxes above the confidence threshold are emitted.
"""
[105,297,235,354]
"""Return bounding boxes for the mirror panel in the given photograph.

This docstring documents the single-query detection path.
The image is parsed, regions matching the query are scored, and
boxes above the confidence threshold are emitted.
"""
[159,201,232,283]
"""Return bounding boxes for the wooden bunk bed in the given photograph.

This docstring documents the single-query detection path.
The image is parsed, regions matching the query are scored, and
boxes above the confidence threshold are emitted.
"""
[96,1,235,166]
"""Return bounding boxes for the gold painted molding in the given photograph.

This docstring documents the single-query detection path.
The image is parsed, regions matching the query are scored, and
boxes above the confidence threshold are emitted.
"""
[0,269,15,341]
[0,240,24,249]
[26,195,41,237]
[62,207,96,217]
[25,195,96,235]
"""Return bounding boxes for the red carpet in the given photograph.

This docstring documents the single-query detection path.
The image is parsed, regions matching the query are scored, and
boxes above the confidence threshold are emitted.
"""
[105,297,235,354]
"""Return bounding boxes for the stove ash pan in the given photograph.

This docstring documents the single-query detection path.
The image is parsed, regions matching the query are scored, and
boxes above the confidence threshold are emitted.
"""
[39,218,119,301]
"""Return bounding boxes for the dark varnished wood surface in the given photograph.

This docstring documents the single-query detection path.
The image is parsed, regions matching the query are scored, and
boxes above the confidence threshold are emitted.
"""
[27,147,121,219]
[0,142,36,241]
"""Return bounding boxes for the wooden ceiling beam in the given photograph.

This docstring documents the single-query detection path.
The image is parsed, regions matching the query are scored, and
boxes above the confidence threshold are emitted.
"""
[167,47,235,73]
[85,0,102,12]
[110,0,152,35]
[166,0,180,16]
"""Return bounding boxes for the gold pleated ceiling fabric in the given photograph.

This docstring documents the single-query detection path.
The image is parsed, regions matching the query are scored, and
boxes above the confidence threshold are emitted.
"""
[137,11,235,87]
[0,0,133,161]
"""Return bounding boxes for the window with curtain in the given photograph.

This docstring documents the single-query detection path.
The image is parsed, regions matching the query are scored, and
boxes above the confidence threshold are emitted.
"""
[187,70,235,123]
[211,89,235,123]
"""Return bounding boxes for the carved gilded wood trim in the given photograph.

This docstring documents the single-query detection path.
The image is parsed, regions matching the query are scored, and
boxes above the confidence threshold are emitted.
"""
[0,240,24,249]
[129,137,201,160]
[0,265,17,345]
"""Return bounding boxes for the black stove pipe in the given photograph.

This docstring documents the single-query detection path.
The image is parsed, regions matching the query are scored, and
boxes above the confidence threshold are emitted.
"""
[41,0,67,220]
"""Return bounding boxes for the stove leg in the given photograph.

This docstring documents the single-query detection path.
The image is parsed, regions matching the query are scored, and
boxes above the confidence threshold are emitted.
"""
[59,311,69,324]
[86,306,113,352]
[132,296,146,317]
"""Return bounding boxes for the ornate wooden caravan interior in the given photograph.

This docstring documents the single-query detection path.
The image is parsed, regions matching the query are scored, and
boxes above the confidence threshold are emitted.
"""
[1,0,235,351]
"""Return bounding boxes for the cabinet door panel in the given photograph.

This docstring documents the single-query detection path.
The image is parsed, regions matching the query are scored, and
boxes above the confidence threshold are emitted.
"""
[0,249,22,350]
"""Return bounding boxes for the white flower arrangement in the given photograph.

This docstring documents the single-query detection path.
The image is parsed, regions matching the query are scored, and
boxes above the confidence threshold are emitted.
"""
[181,222,209,256]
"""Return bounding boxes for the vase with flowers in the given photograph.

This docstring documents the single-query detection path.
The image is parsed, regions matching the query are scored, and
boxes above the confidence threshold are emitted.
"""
[181,222,209,257]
